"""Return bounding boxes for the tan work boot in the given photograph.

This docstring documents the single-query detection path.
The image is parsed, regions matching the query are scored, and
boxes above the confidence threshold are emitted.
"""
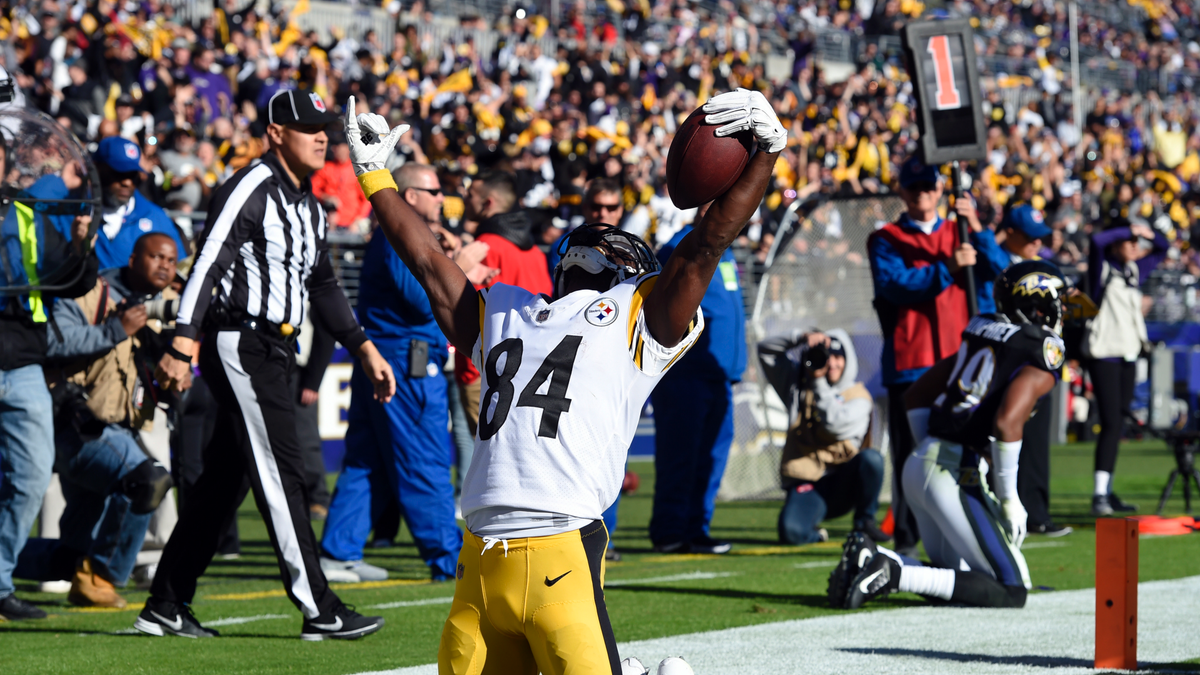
[68,558,127,609]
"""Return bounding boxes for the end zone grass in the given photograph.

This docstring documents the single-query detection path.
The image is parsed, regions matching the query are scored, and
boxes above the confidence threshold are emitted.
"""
[3,440,1198,674]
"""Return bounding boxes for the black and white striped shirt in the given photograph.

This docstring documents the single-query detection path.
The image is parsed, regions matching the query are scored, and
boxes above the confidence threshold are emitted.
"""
[175,151,367,351]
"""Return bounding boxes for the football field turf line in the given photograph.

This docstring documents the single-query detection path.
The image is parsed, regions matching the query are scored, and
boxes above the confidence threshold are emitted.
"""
[349,575,1200,675]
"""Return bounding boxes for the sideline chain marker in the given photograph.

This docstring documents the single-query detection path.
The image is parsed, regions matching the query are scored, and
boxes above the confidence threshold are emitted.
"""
[1095,518,1138,670]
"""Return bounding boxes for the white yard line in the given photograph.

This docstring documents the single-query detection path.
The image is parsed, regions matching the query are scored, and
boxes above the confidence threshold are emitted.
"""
[1020,541,1069,549]
[364,597,454,610]
[350,575,1200,675]
[606,571,740,587]
[794,560,839,569]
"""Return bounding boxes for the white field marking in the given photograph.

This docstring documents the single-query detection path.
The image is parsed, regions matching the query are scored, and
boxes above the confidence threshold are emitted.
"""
[364,597,454,610]
[1020,541,1069,549]
[107,613,292,635]
[794,560,838,569]
[349,575,1200,675]
[606,571,740,587]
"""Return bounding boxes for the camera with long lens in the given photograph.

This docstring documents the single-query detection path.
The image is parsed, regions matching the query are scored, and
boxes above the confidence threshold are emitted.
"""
[126,294,179,322]
[804,343,829,372]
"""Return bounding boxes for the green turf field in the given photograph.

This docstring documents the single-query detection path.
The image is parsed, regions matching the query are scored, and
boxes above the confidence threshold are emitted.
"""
[3,439,1199,675]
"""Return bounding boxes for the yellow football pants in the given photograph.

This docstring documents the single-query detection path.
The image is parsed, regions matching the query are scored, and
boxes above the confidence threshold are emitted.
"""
[438,519,620,675]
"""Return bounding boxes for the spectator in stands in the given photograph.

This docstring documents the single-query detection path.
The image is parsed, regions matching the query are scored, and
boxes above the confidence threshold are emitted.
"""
[158,129,205,213]
[1084,218,1168,517]
[92,137,187,271]
[16,233,177,608]
[867,158,1007,557]
[758,329,885,545]
[313,132,372,232]
[650,205,746,555]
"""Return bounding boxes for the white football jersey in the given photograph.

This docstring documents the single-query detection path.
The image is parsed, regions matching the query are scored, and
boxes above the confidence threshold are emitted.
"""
[461,273,703,523]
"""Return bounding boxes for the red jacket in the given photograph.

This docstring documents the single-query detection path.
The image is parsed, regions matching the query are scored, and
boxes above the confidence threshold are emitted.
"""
[455,227,553,386]
[868,220,969,374]
[311,158,371,228]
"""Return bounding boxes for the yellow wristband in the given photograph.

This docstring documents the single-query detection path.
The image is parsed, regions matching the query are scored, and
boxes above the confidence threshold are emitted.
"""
[357,169,397,200]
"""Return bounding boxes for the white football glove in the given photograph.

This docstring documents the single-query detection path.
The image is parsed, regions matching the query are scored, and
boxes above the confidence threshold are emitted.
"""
[701,88,787,153]
[344,95,409,177]
[1001,498,1028,549]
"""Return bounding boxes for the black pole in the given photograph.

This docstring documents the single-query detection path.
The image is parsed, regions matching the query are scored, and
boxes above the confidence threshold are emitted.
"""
[951,160,978,317]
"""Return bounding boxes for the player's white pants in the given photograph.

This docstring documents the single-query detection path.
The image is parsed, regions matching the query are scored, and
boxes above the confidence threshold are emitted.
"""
[902,437,1031,589]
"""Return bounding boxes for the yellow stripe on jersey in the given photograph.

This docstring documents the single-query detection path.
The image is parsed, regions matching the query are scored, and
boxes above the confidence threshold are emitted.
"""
[663,318,700,371]
[634,335,645,371]
[627,274,659,349]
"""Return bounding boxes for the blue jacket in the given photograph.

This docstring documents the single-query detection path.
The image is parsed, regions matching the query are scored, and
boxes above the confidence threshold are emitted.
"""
[94,191,187,271]
[656,226,746,383]
[356,228,448,366]
[868,215,1008,386]
[0,175,79,316]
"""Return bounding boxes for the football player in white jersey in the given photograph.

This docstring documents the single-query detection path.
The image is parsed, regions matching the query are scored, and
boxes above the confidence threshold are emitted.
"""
[344,91,785,675]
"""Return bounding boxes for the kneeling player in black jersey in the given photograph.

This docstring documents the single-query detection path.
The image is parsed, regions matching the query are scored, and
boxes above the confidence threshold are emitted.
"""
[829,260,1072,610]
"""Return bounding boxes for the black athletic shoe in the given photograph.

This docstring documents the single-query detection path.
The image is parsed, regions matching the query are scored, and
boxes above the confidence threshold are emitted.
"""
[0,593,47,620]
[1092,495,1114,517]
[135,598,219,638]
[1108,493,1139,513]
[300,603,384,641]
[855,521,893,544]
[605,548,622,563]
[844,552,900,609]
[1029,521,1074,537]
[828,532,877,608]
[688,535,732,555]
[652,541,688,554]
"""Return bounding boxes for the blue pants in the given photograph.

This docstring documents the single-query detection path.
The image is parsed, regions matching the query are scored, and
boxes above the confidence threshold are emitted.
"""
[0,365,54,598]
[777,449,885,545]
[603,493,619,550]
[322,357,462,579]
[649,377,734,545]
[17,425,152,585]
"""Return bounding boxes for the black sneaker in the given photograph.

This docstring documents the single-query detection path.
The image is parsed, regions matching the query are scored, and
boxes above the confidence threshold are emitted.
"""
[0,593,47,620]
[135,598,219,638]
[844,552,900,609]
[855,521,893,544]
[604,548,622,562]
[828,532,877,608]
[652,540,688,554]
[688,535,732,555]
[300,603,384,641]
[1030,521,1074,537]
[1108,493,1138,513]
[1092,495,1113,517]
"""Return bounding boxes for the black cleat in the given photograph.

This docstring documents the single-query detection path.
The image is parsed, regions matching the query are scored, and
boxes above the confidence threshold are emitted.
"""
[1108,493,1138,513]
[844,552,900,609]
[135,598,219,638]
[688,535,732,555]
[300,603,384,641]
[0,593,47,620]
[828,532,877,608]
[1029,521,1073,537]
[855,521,893,544]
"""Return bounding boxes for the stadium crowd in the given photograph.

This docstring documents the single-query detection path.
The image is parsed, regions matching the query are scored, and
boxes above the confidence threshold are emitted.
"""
[0,0,1197,618]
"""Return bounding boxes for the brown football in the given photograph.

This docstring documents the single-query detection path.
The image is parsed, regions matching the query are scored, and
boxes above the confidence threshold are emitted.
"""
[665,107,755,210]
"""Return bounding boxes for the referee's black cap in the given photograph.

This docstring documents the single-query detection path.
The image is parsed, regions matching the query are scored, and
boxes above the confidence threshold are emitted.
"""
[268,89,338,127]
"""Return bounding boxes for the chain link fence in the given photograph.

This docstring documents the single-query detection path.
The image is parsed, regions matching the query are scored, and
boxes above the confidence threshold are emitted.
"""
[717,194,906,502]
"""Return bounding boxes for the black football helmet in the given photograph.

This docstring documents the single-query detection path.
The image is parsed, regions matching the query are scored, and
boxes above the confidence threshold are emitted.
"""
[553,224,659,297]
[993,259,1068,335]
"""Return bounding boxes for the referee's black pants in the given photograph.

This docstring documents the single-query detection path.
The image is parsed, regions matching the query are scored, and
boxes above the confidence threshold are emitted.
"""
[1017,398,1053,527]
[152,328,339,619]
[886,385,920,553]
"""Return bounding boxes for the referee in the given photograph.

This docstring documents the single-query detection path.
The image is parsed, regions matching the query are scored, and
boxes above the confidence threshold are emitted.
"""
[135,91,396,641]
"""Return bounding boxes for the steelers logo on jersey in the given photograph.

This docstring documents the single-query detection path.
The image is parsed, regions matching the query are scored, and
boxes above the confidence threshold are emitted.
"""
[1043,336,1066,370]
[585,297,620,326]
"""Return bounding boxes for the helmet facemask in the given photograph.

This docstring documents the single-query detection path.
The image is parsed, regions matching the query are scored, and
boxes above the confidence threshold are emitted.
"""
[553,224,659,298]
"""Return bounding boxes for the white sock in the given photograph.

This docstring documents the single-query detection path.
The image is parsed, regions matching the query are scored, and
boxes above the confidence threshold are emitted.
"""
[898,566,956,600]
[1094,470,1112,496]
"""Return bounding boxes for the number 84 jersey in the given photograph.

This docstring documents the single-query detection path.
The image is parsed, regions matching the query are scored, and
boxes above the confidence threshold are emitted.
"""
[461,273,704,523]
[928,315,1065,451]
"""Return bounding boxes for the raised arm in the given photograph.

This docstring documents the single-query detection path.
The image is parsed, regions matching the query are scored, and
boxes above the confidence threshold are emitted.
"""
[644,88,785,347]
[344,97,480,355]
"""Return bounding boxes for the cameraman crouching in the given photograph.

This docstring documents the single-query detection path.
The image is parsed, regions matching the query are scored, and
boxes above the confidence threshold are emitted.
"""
[16,233,178,607]
[758,330,887,545]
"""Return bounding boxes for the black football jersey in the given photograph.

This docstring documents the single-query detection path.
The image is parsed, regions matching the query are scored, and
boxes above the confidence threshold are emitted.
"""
[927,315,1065,450]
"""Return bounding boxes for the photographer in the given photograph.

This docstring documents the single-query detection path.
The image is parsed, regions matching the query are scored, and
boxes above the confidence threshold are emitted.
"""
[15,233,177,608]
[758,329,886,545]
